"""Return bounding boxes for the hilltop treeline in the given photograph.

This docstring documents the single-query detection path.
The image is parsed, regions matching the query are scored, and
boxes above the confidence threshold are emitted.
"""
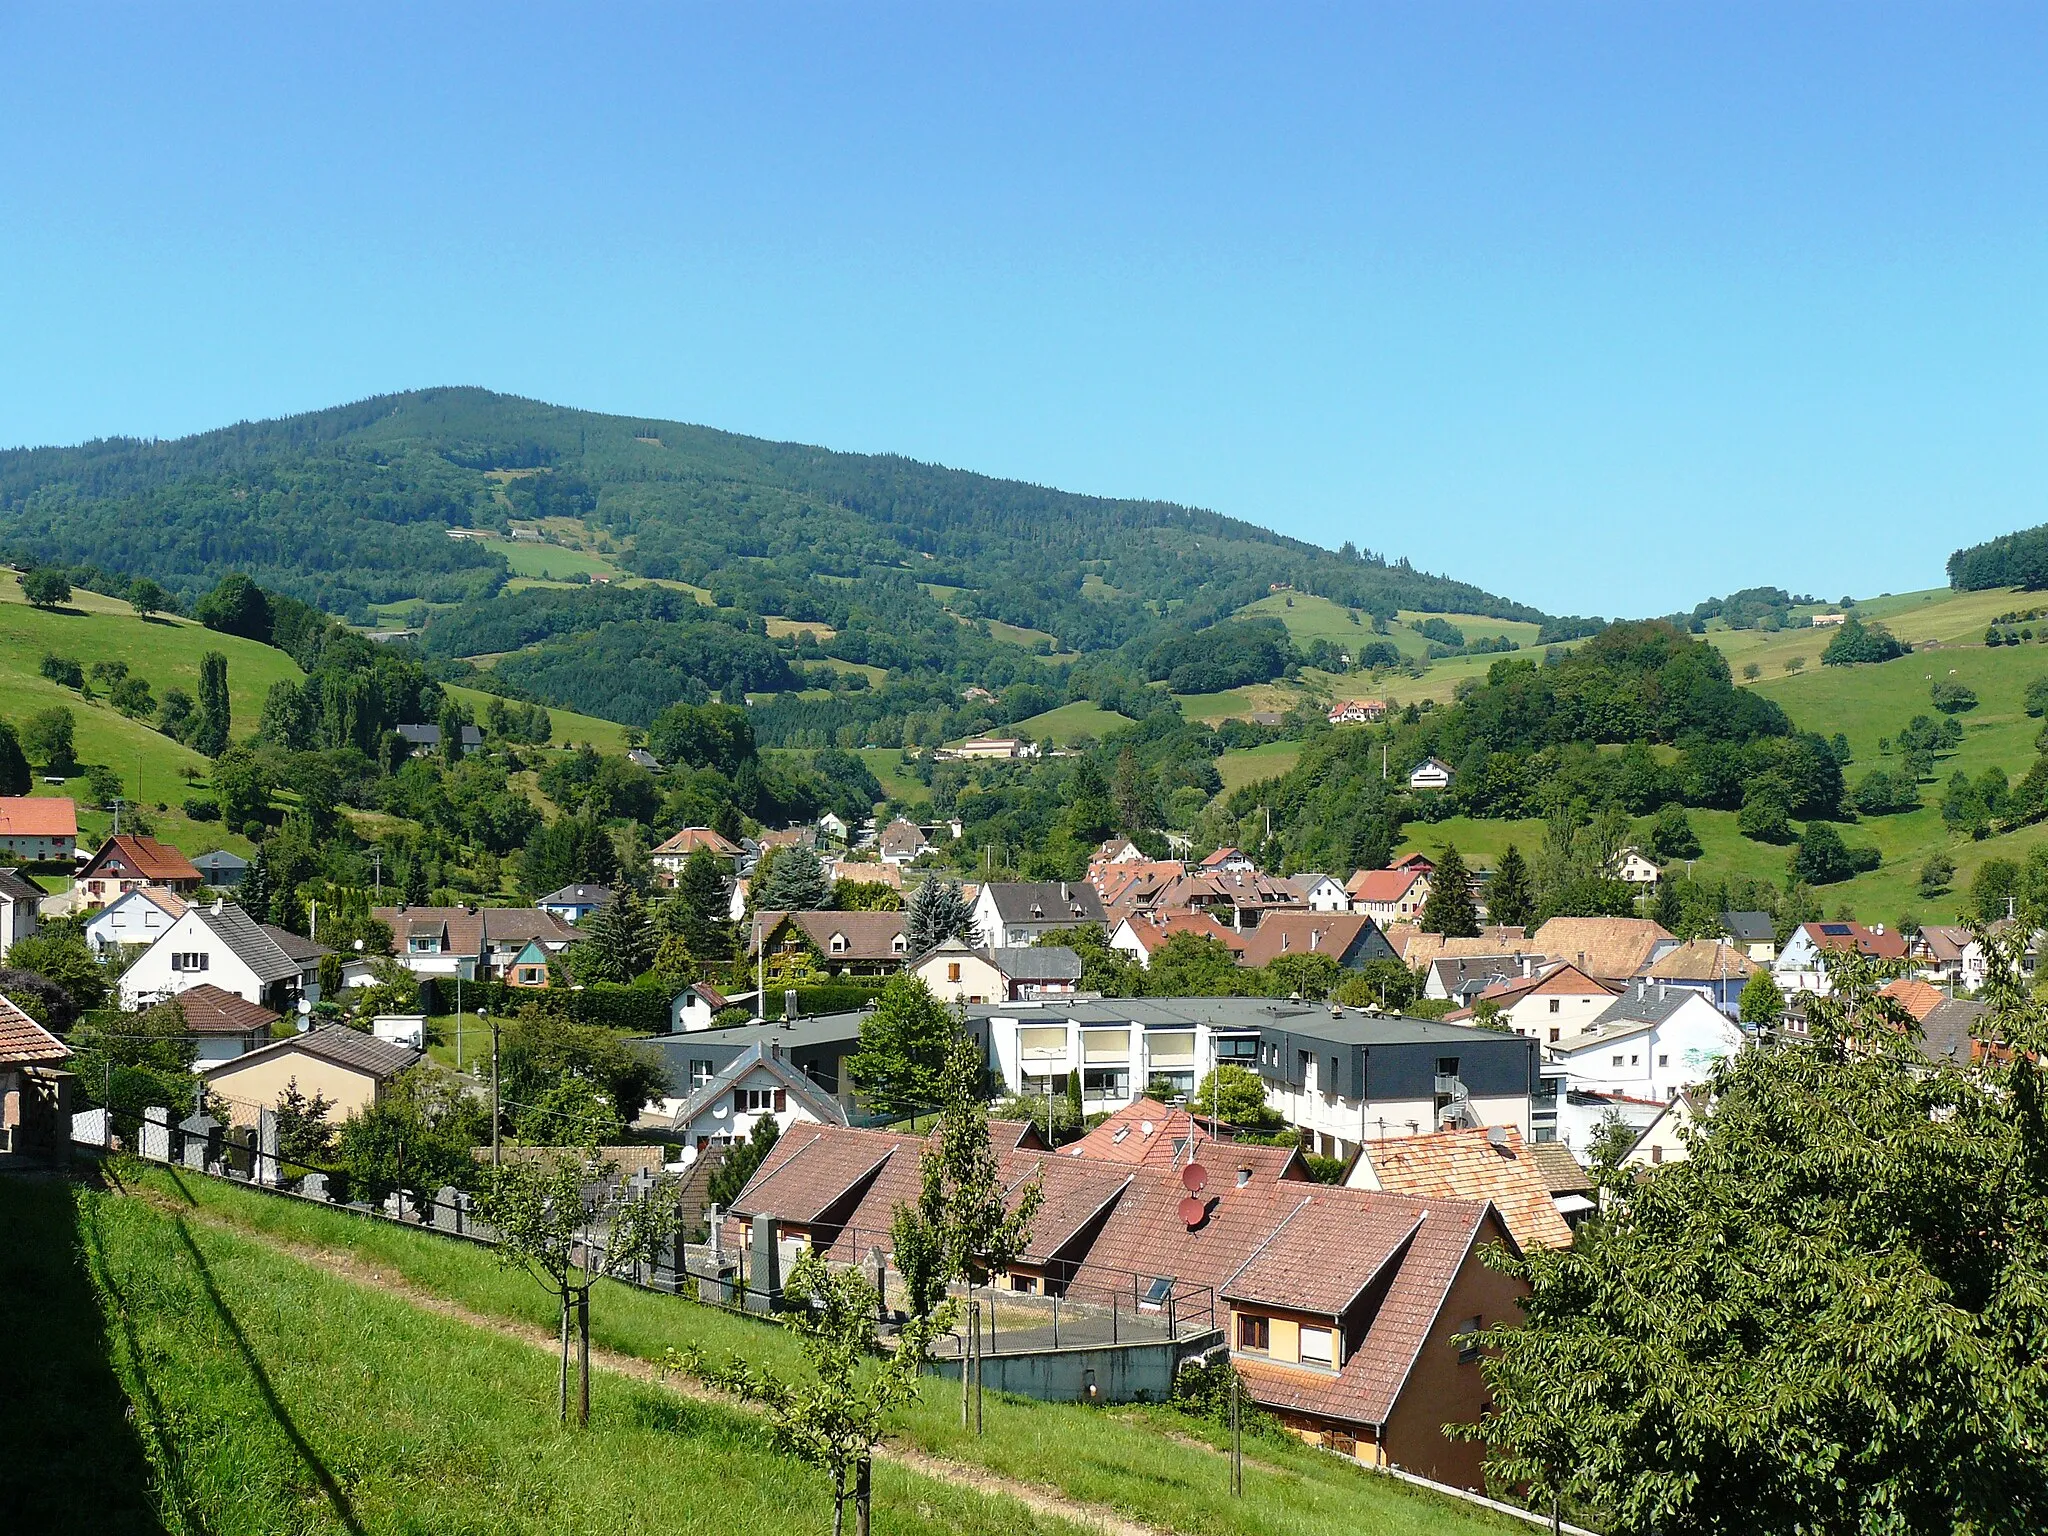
[0,388,1543,648]
[1949,523,2048,591]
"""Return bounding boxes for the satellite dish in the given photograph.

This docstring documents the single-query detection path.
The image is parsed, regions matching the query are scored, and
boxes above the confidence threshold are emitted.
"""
[1178,1194,1207,1228]
[1139,1120,1155,1136]
[1181,1162,1209,1194]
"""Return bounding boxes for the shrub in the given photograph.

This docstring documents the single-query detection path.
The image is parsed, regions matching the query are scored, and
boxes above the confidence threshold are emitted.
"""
[1930,680,1978,714]
[38,654,83,689]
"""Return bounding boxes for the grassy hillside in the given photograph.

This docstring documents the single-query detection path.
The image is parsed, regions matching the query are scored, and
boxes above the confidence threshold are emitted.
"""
[0,574,303,854]
[14,1174,1107,1536]
[1007,700,1132,747]
[443,683,630,753]
[91,1164,1528,1536]
[1216,740,1304,793]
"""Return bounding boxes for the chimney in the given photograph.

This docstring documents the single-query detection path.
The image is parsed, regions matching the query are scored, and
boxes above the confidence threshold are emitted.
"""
[212,897,224,916]
[1236,1165,1252,1187]
[1060,882,1069,902]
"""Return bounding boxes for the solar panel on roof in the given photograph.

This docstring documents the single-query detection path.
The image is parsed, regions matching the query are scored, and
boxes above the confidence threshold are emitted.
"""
[1820,924,1854,935]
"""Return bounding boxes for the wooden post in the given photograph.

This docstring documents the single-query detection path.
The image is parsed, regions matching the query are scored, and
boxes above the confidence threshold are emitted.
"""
[577,1289,591,1427]
[1230,1370,1243,1496]
[972,1299,983,1435]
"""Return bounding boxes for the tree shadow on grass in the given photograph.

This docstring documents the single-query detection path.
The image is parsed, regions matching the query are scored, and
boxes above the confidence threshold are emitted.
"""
[169,1220,368,1536]
[0,1176,172,1535]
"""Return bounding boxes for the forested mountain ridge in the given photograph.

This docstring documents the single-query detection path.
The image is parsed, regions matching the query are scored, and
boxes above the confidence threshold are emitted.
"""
[0,387,1543,644]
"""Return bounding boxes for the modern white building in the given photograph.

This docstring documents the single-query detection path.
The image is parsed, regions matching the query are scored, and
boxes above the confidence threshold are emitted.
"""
[977,996,1537,1159]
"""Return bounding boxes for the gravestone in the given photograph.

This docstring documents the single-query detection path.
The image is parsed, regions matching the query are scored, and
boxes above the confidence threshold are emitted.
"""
[225,1126,257,1180]
[383,1190,413,1222]
[432,1186,465,1234]
[298,1171,331,1202]
[71,1108,110,1149]
[746,1211,781,1313]
[179,1110,222,1173]
[256,1108,281,1186]
[139,1107,172,1163]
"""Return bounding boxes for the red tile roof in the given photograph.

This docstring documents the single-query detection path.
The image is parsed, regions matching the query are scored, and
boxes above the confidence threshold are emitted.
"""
[1346,869,1425,904]
[1797,921,1909,961]
[169,984,281,1037]
[1354,1126,1574,1251]
[1235,913,1384,969]
[1063,1098,1303,1178]
[83,834,200,883]
[0,995,69,1065]
[1879,977,1948,1023]
[0,797,77,838]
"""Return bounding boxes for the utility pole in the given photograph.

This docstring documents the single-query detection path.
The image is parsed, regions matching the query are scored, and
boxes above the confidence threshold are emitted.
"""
[371,848,383,894]
[487,1008,499,1170]
[110,796,123,835]
[1229,1369,1242,1495]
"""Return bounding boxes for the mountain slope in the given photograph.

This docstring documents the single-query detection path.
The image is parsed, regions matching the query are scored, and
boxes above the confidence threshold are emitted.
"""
[0,388,1543,650]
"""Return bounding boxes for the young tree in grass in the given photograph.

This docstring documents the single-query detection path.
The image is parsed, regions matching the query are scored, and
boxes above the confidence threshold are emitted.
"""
[889,1029,1043,1321]
[845,974,958,1120]
[903,876,979,954]
[1486,843,1534,929]
[195,651,231,757]
[1418,844,1479,936]
[480,1147,683,1426]
[677,1249,950,1536]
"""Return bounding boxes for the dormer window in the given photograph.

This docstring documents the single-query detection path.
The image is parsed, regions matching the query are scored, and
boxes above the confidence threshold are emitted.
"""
[830,934,848,954]
[891,935,907,953]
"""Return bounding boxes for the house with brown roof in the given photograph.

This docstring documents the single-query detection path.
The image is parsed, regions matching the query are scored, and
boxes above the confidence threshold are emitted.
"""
[1346,1124,1574,1251]
[1345,867,1431,924]
[1645,937,1758,1014]
[200,1024,421,1130]
[76,834,203,908]
[649,827,743,886]
[728,1118,1527,1489]
[1108,911,1247,968]
[0,995,73,1156]
[877,818,931,866]
[745,910,909,980]
[1448,962,1620,1045]
[168,983,280,1065]
[1527,916,1678,984]
[1234,913,1397,972]
[1773,920,1910,994]
[369,905,581,983]
[0,796,77,862]
[911,936,1082,1004]
[1400,928,1532,969]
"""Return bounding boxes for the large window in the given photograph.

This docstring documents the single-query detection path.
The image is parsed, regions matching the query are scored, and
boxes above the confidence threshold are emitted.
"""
[1215,1035,1260,1061]
[1082,1068,1128,1099]
[737,1088,775,1113]
[1081,1029,1129,1064]
[1146,1031,1195,1068]
[689,1059,715,1088]
[171,952,209,972]
[1018,1026,1068,1061]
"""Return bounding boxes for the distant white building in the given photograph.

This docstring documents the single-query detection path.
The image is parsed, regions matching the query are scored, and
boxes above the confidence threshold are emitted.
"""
[119,900,329,1013]
[1611,848,1661,887]
[1407,757,1454,792]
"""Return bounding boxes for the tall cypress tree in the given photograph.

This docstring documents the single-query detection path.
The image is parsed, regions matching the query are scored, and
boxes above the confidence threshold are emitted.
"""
[0,722,28,797]
[1488,843,1535,929]
[195,651,230,757]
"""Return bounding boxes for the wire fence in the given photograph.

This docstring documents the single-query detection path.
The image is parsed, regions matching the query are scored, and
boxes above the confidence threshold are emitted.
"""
[64,1093,1217,1356]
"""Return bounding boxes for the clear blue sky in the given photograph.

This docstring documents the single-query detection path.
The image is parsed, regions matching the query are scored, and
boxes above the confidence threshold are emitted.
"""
[3,4,2044,616]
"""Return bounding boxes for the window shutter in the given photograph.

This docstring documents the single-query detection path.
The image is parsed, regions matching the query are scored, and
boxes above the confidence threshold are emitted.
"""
[775,1088,787,1113]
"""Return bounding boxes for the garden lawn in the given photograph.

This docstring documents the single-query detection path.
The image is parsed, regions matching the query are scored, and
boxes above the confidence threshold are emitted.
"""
[8,1170,1094,1536]
[113,1163,1528,1536]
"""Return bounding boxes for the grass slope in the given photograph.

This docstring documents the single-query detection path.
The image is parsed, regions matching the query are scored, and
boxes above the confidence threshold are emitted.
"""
[0,575,304,855]
[9,1171,1090,1536]
[1216,741,1305,794]
[101,1164,1523,1536]
[443,683,629,753]
[1007,701,1131,747]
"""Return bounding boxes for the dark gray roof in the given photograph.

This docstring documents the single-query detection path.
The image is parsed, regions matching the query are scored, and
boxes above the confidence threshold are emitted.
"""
[0,866,43,903]
[396,723,484,748]
[991,946,1082,981]
[203,1023,419,1081]
[1565,982,1699,1046]
[1721,911,1774,943]
[659,1043,848,1131]
[967,995,1514,1046]
[1919,997,1986,1066]
[193,850,249,872]
[538,884,614,907]
[982,881,1106,925]
[188,904,330,984]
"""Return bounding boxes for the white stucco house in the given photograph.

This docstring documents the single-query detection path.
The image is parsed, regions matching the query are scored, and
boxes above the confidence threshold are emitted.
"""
[0,868,42,962]
[84,887,188,957]
[1546,981,1745,1103]
[1407,757,1454,791]
[643,1041,847,1158]
[118,900,330,1013]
